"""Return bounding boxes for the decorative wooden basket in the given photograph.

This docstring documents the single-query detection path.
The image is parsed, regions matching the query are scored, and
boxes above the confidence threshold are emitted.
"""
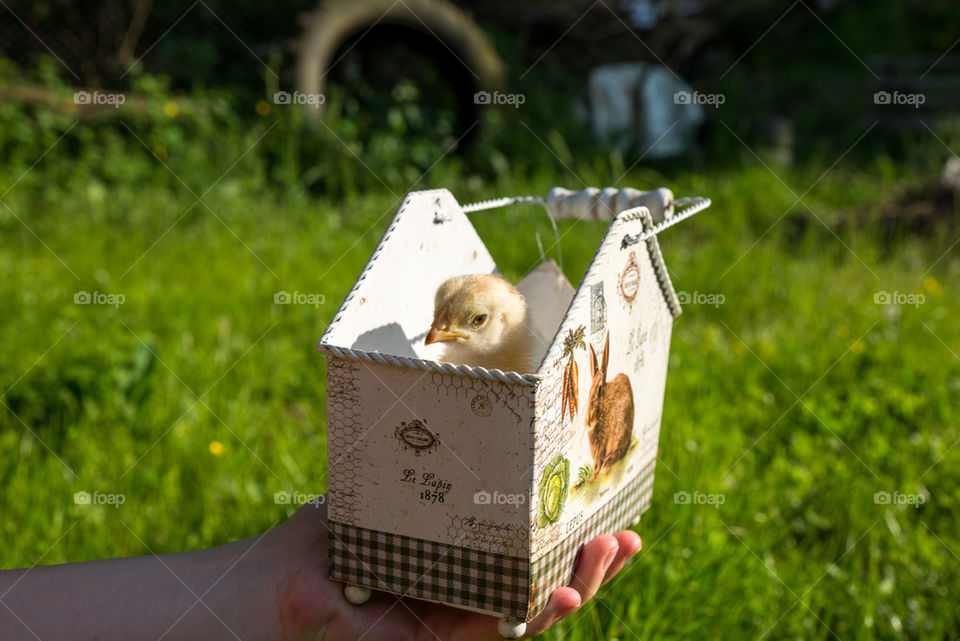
[318,186,710,637]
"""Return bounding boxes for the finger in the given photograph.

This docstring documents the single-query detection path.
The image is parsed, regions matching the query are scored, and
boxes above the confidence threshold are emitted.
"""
[601,530,642,585]
[521,586,581,638]
[569,534,619,603]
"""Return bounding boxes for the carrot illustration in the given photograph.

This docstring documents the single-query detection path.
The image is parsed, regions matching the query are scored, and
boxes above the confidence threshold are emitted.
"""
[556,325,586,423]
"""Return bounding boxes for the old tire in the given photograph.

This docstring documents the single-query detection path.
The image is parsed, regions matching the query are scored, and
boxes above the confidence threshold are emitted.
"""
[295,0,505,144]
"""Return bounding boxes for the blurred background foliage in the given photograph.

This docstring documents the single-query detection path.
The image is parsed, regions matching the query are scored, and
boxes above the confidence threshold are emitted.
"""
[1,0,959,639]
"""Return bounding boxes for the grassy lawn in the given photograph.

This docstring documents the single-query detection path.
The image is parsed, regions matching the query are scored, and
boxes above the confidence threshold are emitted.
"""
[1,100,958,640]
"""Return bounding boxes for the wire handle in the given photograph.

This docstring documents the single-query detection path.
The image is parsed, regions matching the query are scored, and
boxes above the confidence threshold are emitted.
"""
[461,195,546,213]
[459,187,709,268]
[461,187,675,221]
[620,196,711,248]
[460,187,709,243]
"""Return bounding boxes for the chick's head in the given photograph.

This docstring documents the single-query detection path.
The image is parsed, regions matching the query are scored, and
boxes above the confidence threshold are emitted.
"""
[425,274,526,355]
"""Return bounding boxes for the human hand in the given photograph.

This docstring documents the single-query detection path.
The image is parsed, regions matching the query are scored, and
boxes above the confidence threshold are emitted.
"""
[252,499,642,641]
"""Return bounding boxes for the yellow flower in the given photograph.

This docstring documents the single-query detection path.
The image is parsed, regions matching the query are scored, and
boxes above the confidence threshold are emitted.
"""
[255,100,271,116]
[163,101,179,118]
[851,340,866,354]
[923,277,942,296]
[209,440,225,457]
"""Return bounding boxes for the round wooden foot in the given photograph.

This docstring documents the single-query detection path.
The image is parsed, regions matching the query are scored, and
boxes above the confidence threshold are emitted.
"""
[343,584,371,605]
[497,618,526,639]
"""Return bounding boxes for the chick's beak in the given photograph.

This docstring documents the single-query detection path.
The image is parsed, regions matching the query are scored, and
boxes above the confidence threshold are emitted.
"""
[425,326,466,345]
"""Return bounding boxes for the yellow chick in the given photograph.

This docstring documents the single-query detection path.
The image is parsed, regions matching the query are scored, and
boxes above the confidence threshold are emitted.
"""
[426,274,535,374]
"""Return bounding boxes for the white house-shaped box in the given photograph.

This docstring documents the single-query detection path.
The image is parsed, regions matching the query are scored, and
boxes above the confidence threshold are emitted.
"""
[318,187,709,629]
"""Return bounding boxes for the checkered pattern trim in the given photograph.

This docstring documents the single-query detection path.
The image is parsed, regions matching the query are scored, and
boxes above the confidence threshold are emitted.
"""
[527,459,656,619]
[328,460,655,622]
[329,521,530,619]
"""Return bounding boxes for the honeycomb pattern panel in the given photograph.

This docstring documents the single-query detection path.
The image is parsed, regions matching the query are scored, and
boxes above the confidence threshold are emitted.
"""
[326,357,362,523]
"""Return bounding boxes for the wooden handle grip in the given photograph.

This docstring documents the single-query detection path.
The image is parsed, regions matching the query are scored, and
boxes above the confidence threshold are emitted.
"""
[546,187,674,223]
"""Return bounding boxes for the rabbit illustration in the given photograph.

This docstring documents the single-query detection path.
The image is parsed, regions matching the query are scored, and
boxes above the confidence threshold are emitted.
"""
[586,331,635,480]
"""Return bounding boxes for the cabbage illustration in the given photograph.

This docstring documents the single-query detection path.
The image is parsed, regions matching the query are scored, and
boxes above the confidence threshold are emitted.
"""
[538,454,570,527]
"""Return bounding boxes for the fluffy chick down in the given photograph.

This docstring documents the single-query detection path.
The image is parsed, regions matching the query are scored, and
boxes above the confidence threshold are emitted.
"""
[426,274,536,374]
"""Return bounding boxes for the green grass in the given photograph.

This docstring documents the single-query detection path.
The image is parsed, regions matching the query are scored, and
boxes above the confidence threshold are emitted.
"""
[1,95,959,641]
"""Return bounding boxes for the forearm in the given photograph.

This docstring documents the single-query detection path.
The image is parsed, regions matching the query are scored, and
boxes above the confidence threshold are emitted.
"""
[0,535,273,641]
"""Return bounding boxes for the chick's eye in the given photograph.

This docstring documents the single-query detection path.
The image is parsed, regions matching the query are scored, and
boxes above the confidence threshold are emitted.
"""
[472,314,487,326]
